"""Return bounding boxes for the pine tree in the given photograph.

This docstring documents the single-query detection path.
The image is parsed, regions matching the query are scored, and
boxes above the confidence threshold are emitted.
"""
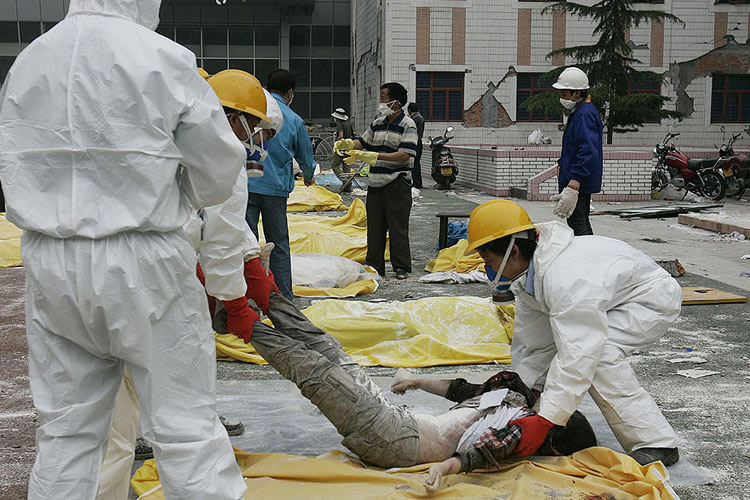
[522,0,684,144]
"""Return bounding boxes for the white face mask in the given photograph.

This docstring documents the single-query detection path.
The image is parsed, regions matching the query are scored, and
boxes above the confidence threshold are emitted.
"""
[377,100,398,117]
[287,91,294,106]
[559,98,577,110]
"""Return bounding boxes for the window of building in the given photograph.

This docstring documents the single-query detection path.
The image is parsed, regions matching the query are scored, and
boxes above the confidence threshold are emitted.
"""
[416,72,464,121]
[516,73,561,123]
[628,75,662,123]
[289,23,350,122]
[157,25,280,86]
[711,74,750,123]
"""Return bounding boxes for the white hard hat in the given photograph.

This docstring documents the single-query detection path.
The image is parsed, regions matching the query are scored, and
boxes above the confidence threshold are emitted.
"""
[552,67,590,90]
[331,108,349,120]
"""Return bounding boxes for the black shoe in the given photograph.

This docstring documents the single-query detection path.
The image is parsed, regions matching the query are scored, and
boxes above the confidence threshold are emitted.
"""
[394,269,408,280]
[630,447,679,466]
[134,437,154,460]
[220,415,245,436]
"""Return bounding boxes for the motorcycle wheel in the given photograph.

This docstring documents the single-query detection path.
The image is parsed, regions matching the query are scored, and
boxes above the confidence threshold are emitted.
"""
[437,177,451,190]
[651,169,669,192]
[699,171,727,201]
[736,178,746,200]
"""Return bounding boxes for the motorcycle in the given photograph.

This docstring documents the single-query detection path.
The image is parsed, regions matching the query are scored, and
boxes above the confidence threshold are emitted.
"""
[651,132,727,201]
[429,126,458,190]
[715,132,745,199]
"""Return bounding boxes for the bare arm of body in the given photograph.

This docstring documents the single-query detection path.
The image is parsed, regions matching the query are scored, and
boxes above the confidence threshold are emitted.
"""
[424,456,461,495]
[390,378,451,398]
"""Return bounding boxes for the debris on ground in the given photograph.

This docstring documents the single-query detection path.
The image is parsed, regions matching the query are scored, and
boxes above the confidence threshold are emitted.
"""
[667,357,708,364]
[677,369,721,379]
[591,203,723,219]
[681,287,748,305]
[656,260,686,277]
[643,237,669,244]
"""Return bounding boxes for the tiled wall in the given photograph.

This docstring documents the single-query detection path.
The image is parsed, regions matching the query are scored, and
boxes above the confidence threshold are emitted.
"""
[451,147,654,200]
[357,0,750,148]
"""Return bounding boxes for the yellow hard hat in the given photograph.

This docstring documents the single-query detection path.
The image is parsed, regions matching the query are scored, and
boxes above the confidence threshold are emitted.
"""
[207,69,271,127]
[465,199,536,255]
[197,67,210,80]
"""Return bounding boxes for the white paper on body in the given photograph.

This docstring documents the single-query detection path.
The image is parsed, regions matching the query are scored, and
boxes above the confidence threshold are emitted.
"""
[478,388,509,411]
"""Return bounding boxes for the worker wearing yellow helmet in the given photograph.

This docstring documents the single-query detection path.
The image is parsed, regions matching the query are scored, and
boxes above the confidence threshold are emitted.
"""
[466,199,682,467]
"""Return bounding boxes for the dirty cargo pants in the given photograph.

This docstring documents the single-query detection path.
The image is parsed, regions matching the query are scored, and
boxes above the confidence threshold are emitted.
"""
[249,293,420,467]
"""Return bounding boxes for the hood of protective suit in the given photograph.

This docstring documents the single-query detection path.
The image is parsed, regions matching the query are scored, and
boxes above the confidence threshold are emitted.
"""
[67,0,161,30]
[258,89,284,136]
[530,221,575,278]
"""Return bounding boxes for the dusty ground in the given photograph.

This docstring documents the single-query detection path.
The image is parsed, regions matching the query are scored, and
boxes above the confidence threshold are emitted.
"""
[1,185,749,499]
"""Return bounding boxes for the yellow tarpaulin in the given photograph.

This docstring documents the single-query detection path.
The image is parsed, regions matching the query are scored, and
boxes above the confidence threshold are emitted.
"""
[286,182,347,212]
[293,276,379,298]
[216,296,513,367]
[425,239,485,273]
[0,214,23,268]
[260,198,388,263]
[132,446,678,500]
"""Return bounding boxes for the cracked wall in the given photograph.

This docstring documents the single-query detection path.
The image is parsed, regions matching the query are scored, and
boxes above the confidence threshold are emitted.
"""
[464,69,516,129]
[667,41,750,118]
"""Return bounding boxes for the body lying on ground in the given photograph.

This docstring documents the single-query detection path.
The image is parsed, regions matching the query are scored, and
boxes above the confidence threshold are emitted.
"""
[212,291,597,493]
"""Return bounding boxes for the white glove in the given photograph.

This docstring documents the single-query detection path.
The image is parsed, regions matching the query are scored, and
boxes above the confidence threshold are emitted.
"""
[550,186,579,219]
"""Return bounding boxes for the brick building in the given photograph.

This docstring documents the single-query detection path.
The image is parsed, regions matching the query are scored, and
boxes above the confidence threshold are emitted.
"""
[352,0,750,198]
[353,0,750,146]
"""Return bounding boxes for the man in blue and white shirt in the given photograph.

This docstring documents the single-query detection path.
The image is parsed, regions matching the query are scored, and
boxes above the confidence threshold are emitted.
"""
[336,82,419,279]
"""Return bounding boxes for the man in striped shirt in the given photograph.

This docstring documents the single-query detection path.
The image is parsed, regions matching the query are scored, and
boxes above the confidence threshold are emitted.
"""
[336,82,419,279]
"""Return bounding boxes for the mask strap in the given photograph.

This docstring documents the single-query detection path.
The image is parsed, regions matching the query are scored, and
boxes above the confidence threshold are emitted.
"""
[238,114,253,141]
[488,234,516,290]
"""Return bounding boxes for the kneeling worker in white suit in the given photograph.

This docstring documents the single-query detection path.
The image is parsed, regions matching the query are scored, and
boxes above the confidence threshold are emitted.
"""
[465,199,682,466]
[0,0,248,498]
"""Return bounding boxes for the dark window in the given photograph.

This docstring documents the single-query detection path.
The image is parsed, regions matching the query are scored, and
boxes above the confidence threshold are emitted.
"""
[311,59,332,87]
[0,21,18,43]
[201,59,228,75]
[416,72,464,121]
[310,91,333,119]
[255,59,279,86]
[228,59,254,74]
[1,55,15,83]
[290,91,310,118]
[290,25,310,57]
[290,58,310,87]
[516,73,561,122]
[156,25,175,41]
[712,74,750,123]
[628,75,662,123]
[19,22,42,44]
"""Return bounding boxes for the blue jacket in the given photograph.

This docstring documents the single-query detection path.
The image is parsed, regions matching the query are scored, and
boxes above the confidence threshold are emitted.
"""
[558,99,603,194]
[249,93,315,198]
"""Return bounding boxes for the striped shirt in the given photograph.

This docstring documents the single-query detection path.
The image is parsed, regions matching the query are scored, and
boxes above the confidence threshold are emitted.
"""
[357,111,419,187]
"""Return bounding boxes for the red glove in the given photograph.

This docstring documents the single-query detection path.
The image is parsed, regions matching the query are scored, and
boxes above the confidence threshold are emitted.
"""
[508,414,555,457]
[222,296,260,344]
[196,263,216,317]
[243,258,280,314]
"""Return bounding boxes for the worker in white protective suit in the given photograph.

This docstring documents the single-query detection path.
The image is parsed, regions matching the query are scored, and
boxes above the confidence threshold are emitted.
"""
[96,69,282,499]
[0,1,248,499]
[465,199,682,467]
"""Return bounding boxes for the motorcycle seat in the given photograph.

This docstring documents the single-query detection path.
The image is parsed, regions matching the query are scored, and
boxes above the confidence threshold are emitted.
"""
[687,158,718,171]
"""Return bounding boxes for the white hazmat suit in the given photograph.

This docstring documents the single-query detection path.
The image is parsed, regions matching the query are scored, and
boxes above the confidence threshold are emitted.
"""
[510,221,681,453]
[0,1,248,499]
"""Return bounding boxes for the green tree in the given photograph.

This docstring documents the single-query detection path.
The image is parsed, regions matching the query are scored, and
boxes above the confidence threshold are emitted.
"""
[522,0,684,144]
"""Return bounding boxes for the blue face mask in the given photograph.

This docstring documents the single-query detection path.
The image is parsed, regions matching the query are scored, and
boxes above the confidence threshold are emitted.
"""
[485,265,510,292]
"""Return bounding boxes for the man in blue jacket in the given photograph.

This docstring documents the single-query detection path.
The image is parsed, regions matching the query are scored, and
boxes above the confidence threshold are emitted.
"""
[246,69,315,299]
[551,67,603,236]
